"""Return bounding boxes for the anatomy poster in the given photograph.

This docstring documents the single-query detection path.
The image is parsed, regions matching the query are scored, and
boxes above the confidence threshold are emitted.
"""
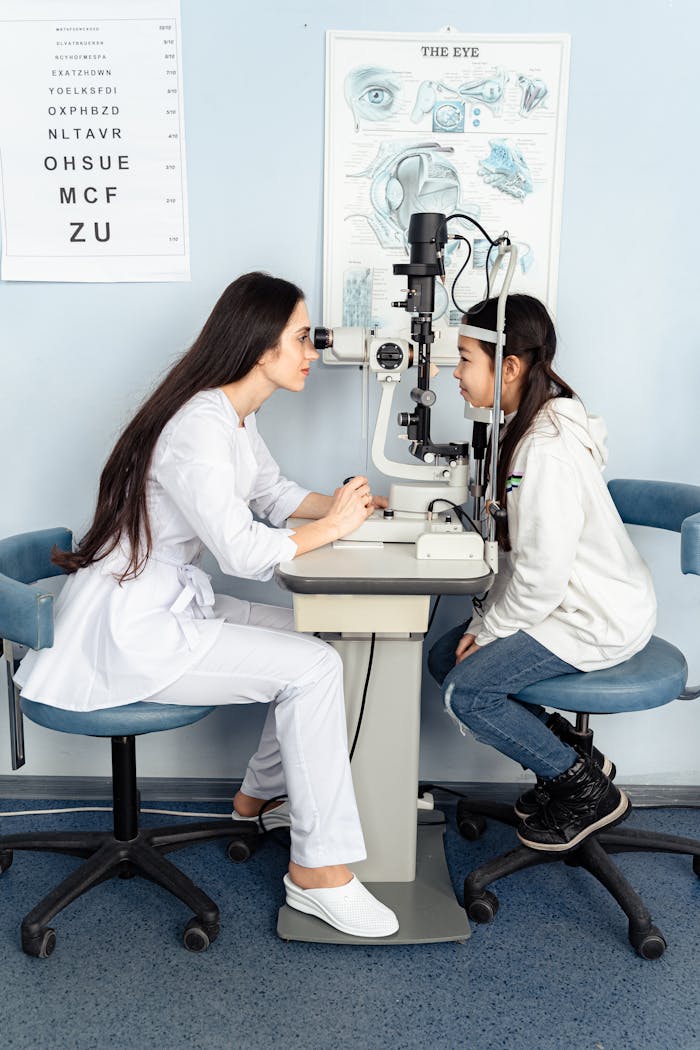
[324,31,570,336]
[0,0,189,282]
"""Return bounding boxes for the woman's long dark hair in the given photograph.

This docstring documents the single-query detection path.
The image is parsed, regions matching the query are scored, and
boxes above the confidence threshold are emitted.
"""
[467,294,576,551]
[53,271,304,579]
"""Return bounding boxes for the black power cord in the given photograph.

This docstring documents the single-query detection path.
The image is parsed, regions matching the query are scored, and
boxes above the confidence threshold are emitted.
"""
[349,632,375,762]
[437,211,510,318]
[427,497,480,535]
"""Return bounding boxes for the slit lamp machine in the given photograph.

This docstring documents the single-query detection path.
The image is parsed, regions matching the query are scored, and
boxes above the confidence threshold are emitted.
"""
[313,210,517,579]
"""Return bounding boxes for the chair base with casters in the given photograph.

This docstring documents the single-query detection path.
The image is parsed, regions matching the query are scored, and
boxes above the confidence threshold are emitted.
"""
[0,699,260,958]
[453,635,700,960]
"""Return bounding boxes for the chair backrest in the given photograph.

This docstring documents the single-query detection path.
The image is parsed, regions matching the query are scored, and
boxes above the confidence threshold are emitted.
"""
[608,480,700,577]
[0,528,72,649]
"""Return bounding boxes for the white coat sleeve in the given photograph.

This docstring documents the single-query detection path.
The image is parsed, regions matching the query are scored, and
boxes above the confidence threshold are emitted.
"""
[247,426,310,527]
[474,450,584,647]
[155,410,298,581]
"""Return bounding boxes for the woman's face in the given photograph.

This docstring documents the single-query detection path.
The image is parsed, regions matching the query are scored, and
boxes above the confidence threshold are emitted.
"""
[453,335,495,408]
[258,299,319,392]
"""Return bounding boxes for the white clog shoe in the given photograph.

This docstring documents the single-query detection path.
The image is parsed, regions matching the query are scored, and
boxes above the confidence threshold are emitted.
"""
[231,799,291,831]
[283,873,399,938]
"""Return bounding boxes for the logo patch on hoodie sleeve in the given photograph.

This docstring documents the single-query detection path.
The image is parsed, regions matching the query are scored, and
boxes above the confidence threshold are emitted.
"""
[506,473,522,493]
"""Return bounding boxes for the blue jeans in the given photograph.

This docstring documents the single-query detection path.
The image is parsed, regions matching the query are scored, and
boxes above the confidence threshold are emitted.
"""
[428,622,579,779]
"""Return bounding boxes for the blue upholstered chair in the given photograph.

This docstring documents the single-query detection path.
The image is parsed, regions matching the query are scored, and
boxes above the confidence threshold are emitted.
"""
[455,480,700,959]
[0,528,258,958]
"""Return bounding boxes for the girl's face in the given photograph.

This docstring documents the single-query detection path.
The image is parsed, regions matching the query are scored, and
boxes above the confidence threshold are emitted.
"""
[454,334,525,413]
[258,299,319,392]
[453,335,496,408]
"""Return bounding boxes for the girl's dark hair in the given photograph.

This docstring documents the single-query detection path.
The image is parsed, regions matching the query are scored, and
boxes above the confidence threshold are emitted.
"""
[466,293,576,551]
[53,271,304,579]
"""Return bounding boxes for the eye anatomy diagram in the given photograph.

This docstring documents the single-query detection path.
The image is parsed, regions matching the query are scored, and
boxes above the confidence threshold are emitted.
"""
[518,75,548,116]
[410,81,456,121]
[343,267,374,327]
[457,67,509,115]
[410,70,550,129]
[478,139,533,199]
[344,66,402,132]
[432,101,465,133]
[325,32,570,333]
[347,141,478,252]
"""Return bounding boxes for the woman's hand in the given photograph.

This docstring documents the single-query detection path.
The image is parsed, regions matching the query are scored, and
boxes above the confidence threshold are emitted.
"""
[289,477,376,556]
[327,476,374,538]
[370,494,389,511]
[455,633,481,664]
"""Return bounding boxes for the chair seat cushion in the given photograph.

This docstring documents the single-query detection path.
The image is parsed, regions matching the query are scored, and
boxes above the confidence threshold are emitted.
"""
[20,698,215,737]
[514,636,688,714]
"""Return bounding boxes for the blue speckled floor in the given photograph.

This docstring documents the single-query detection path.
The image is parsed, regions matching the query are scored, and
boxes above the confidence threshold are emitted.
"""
[1,800,699,1050]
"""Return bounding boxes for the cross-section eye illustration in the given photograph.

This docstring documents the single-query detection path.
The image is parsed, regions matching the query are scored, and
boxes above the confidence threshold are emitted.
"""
[347,141,481,255]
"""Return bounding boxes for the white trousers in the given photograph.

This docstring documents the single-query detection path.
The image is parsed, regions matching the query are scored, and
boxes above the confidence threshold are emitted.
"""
[146,595,366,869]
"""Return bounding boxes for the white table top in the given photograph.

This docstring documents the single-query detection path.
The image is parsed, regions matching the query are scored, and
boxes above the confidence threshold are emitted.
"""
[276,542,492,596]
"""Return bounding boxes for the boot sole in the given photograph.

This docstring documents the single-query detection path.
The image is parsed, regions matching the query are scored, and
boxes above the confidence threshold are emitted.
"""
[516,790,631,853]
[514,802,534,820]
[601,756,615,778]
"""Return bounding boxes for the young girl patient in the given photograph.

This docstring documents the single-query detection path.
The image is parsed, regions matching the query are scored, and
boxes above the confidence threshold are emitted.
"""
[428,293,656,852]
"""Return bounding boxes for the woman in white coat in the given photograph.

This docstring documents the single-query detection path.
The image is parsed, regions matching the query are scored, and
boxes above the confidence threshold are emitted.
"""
[15,271,399,939]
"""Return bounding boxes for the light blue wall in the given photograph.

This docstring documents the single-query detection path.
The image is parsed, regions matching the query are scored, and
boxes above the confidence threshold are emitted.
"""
[2,0,699,786]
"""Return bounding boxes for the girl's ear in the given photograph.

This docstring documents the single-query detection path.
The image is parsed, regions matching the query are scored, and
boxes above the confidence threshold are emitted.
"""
[503,354,524,381]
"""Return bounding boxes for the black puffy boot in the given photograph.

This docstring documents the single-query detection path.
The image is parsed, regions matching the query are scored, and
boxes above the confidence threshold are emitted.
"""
[514,713,616,820]
[516,754,631,852]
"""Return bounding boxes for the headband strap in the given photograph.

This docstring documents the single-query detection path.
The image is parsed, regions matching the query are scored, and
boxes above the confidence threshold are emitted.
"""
[458,323,505,345]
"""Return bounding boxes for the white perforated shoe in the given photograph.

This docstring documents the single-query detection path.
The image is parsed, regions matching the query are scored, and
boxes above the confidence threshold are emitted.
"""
[283,873,399,938]
[231,799,291,831]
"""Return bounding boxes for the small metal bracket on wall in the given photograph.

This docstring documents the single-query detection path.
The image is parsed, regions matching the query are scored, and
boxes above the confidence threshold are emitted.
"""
[3,638,25,770]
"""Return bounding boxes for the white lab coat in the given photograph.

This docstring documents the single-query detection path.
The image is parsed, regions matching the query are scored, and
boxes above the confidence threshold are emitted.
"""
[15,388,309,711]
[15,387,367,868]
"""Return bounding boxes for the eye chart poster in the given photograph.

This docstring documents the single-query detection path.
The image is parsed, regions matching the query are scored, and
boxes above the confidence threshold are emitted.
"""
[0,0,189,282]
[324,31,570,335]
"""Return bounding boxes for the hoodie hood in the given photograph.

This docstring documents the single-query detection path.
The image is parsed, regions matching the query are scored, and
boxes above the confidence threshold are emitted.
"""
[542,397,608,468]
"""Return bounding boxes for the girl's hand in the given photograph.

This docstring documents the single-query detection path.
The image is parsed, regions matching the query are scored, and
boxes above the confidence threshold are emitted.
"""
[455,633,481,664]
[327,476,374,537]
[371,494,389,510]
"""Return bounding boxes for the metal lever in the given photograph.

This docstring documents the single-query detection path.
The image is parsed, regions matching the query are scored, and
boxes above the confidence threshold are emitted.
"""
[3,638,25,770]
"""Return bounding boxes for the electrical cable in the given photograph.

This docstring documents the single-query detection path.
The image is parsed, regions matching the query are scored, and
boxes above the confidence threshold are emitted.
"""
[255,793,289,834]
[427,498,479,535]
[427,595,441,633]
[349,632,375,762]
[438,211,509,318]
[0,805,237,819]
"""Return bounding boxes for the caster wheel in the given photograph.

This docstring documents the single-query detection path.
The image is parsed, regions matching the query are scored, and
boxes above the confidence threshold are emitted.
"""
[22,927,56,958]
[183,917,220,953]
[0,850,13,874]
[629,924,666,960]
[465,889,499,924]
[456,804,486,842]
[226,837,257,863]
[693,854,700,877]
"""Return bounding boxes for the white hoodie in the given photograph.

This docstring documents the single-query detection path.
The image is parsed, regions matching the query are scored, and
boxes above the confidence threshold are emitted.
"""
[469,397,656,671]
